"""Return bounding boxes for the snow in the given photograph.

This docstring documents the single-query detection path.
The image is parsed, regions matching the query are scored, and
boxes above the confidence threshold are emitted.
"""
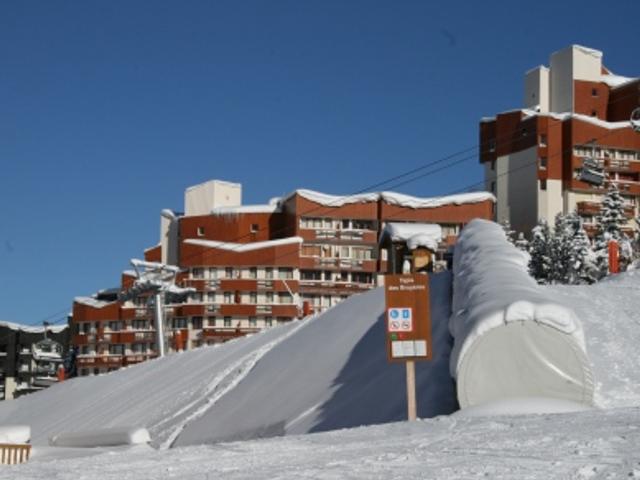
[601,74,636,88]
[0,320,67,334]
[49,427,150,448]
[454,397,593,418]
[449,219,593,407]
[184,236,303,252]
[211,204,280,215]
[11,407,640,479]
[284,188,495,209]
[379,222,442,251]
[521,109,632,130]
[380,191,495,209]
[0,425,30,444]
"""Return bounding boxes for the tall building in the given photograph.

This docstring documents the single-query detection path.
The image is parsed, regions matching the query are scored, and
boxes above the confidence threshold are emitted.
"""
[0,322,68,400]
[480,45,640,236]
[71,180,494,376]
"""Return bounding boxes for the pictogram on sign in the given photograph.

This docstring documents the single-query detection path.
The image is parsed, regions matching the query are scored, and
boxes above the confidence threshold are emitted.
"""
[387,307,413,332]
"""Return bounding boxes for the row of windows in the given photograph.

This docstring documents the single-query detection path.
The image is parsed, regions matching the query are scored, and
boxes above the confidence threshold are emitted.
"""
[188,291,294,304]
[77,319,150,334]
[300,244,374,260]
[174,315,288,328]
[299,217,377,231]
[574,145,640,161]
[191,267,294,280]
[300,270,374,284]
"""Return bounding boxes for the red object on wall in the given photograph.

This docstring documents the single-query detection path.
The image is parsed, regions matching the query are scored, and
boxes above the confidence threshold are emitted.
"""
[302,301,311,317]
[57,365,65,382]
[608,240,620,274]
[174,330,183,351]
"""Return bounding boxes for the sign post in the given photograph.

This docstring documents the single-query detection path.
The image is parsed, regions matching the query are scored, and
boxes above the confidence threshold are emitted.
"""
[384,273,432,421]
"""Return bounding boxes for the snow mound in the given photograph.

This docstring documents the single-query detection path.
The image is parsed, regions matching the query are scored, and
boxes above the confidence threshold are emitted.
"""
[454,397,593,418]
[379,223,442,251]
[49,427,150,448]
[0,425,30,444]
[450,219,594,408]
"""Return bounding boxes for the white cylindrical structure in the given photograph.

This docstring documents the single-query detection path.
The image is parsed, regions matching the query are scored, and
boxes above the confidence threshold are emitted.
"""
[154,293,165,358]
[450,219,594,408]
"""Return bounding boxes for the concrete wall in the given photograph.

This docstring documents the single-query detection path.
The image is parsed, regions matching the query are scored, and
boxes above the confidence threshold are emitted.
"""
[550,45,603,114]
[184,180,242,217]
[496,146,539,234]
[524,66,550,112]
[537,179,563,227]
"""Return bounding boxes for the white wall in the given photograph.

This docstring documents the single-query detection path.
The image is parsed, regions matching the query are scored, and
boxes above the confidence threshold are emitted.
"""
[495,146,539,234]
[549,45,602,114]
[537,179,564,227]
[184,180,242,217]
[524,66,550,112]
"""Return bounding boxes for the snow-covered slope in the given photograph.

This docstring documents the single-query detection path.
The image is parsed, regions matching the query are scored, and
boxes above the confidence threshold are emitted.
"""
[0,273,456,447]
[15,407,640,479]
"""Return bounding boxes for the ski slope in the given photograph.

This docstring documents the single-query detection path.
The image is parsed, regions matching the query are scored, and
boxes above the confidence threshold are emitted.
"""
[0,272,457,448]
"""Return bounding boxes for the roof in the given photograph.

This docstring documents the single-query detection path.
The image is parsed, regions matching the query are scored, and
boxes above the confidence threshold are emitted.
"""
[0,320,67,334]
[282,189,495,209]
[74,296,114,309]
[211,204,281,215]
[184,236,304,252]
[379,223,443,251]
[521,109,633,130]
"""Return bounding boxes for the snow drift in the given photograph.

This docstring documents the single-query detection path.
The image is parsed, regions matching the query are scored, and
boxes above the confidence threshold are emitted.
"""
[449,219,594,408]
[49,427,150,448]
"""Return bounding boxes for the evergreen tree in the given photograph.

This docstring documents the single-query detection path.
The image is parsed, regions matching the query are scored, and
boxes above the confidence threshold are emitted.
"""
[549,213,573,284]
[514,232,529,252]
[501,220,516,245]
[593,185,629,278]
[565,213,598,284]
[528,219,552,284]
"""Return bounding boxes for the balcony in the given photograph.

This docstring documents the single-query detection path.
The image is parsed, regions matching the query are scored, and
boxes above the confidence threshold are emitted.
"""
[201,328,260,342]
[577,201,635,218]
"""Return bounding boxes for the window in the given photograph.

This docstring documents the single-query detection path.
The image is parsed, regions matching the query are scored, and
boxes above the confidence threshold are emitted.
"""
[266,291,274,303]
[225,267,233,278]
[539,134,547,147]
[207,316,216,327]
[278,268,293,279]
[251,224,259,233]
[132,319,147,330]
[192,316,203,329]
[209,267,217,279]
[490,160,495,171]
[207,292,215,303]
[340,271,349,282]
[250,292,257,304]
[352,220,374,230]
[491,181,496,193]
[249,316,257,327]
[540,179,547,190]
[172,317,187,329]
[81,345,89,355]
[539,157,547,170]
[192,268,204,279]
[265,267,273,279]
[191,291,203,303]
[301,244,322,257]
[249,267,257,279]
[352,247,372,260]
[197,226,205,237]
[341,219,351,229]
[278,293,292,304]
[488,139,496,152]
[265,316,273,327]
[339,246,350,258]
[223,317,232,327]
[592,88,598,97]
[109,321,122,331]
[109,344,124,355]
[352,272,373,284]
[301,270,322,281]
[591,110,597,117]
[132,343,148,353]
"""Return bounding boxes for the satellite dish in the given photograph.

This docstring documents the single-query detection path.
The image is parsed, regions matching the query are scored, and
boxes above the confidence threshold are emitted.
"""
[631,107,640,132]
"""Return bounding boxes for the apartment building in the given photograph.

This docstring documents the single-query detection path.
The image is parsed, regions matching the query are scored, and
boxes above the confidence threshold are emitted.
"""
[480,45,640,235]
[0,322,68,399]
[71,180,494,376]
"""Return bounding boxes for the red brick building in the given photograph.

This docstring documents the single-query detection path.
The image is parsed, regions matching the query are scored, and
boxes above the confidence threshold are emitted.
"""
[480,45,640,236]
[72,181,494,376]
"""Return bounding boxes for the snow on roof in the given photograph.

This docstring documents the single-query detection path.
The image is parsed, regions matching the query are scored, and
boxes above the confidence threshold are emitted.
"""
[74,296,114,309]
[521,109,632,130]
[572,44,603,58]
[143,244,161,252]
[122,269,137,277]
[185,179,241,192]
[283,189,495,209]
[211,204,281,215]
[0,320,67,334]
[380,223,442,251]
[601,74,637,88]
[184,236,303,252]
[380,191,495,208]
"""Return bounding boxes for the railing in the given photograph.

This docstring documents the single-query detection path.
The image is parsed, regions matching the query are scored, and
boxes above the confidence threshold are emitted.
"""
[0,444,31,465]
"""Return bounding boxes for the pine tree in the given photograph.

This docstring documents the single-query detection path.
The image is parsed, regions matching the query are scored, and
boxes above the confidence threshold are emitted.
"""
[529,219,552,284]
[501,220,516,245]
[565,213,598,284]
[593,185,629,278]
[549,213,573,284]
[514,232,529,252]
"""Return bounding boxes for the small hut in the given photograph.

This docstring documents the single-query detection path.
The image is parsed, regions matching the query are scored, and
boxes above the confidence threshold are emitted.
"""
[379,223,443,274]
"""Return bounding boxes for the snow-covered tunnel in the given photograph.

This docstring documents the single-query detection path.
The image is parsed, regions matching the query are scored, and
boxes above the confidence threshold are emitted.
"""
[449,219,594,408]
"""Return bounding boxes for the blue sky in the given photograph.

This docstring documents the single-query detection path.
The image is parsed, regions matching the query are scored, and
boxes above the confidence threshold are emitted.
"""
[1,0,638,324]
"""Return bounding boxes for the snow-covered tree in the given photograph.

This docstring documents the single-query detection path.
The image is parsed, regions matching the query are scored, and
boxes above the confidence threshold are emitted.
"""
[549,213,573,284]
[514,232,529,252]
[593,185,631,278]
[565,213,598,284]
[501,220,516,245]
[529,219,552,284]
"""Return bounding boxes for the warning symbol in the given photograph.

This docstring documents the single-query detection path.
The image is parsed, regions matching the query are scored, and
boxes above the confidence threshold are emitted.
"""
[387,307,413,332]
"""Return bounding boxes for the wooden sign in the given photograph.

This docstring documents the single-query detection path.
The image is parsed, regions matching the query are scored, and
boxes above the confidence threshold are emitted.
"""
[384,273,432,363]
